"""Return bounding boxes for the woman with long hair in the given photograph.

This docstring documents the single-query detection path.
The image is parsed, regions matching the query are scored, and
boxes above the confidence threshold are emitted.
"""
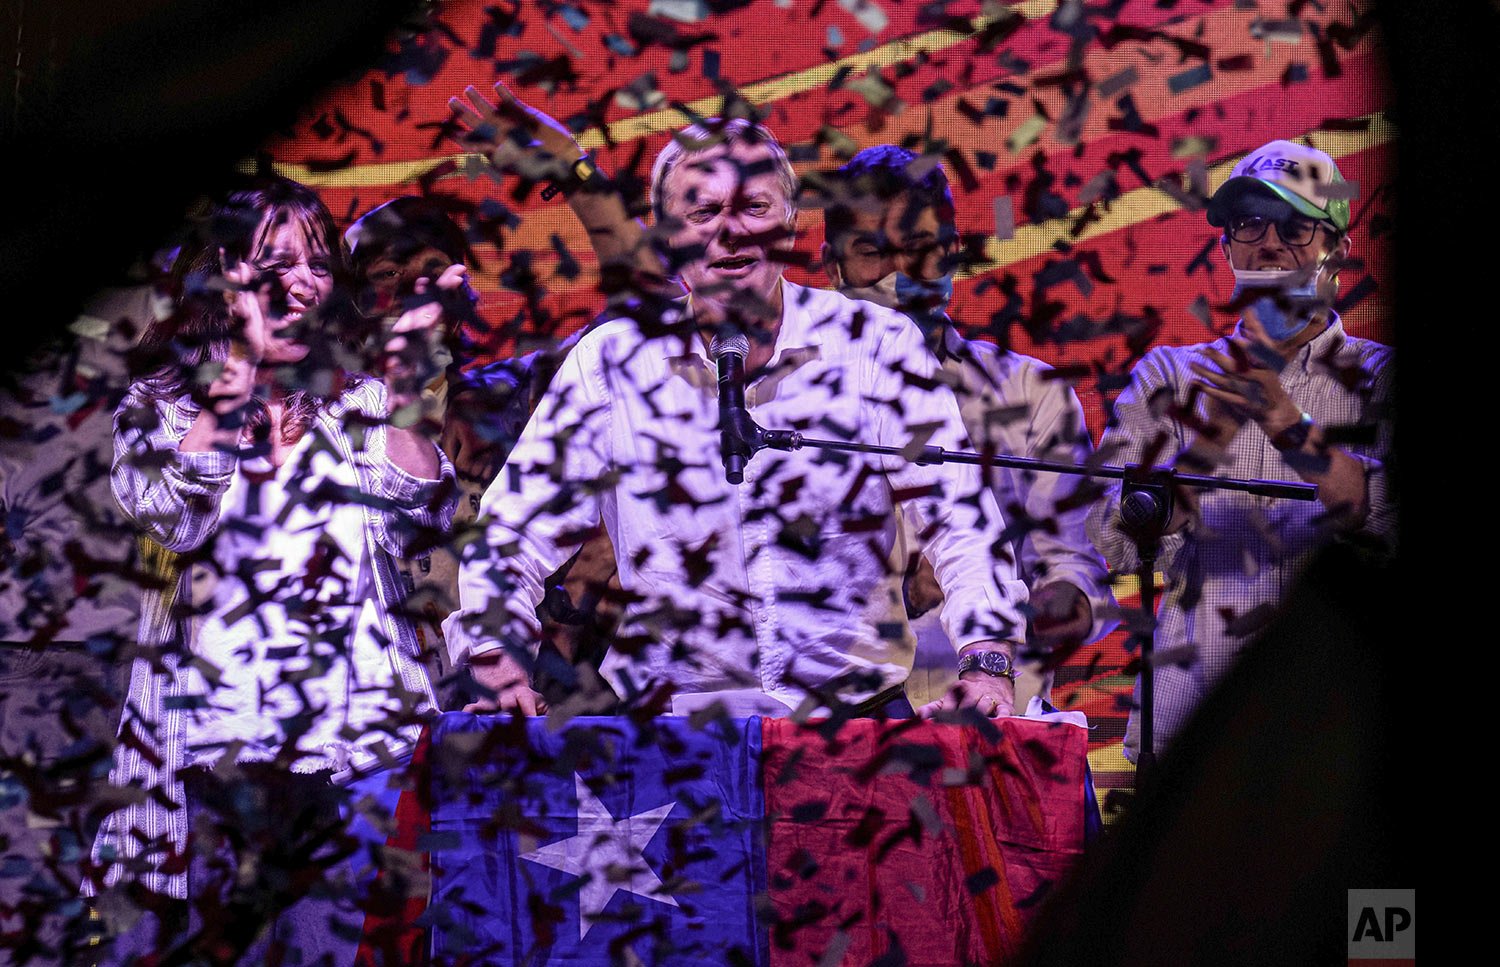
[92,176,456,962]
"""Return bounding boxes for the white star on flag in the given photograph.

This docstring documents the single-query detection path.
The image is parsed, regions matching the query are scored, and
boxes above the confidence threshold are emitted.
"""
[521,774,680,939]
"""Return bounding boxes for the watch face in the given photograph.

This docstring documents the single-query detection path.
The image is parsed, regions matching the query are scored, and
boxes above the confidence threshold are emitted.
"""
[978,651,1011,676]
[961,651,1013,677]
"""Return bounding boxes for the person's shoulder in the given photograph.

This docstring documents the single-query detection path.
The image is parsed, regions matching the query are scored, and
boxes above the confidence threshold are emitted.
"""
[118,379,195,428]
[1338,332,1394,368]
[325,372,384,419]
[965,343,1078,401]
[1112,338,1221,396]
[793,282,911,336]
[1140,336,1225,369]
[580,316,643,350]
[964,340,1044,376]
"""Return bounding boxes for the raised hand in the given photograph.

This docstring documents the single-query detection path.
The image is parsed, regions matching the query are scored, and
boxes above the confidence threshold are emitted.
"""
[449,81,583,182]
[193,262,266,420]
[382,262,474,413]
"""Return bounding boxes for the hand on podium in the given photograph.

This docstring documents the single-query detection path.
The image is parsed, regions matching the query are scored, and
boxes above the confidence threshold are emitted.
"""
[465,648,549,716]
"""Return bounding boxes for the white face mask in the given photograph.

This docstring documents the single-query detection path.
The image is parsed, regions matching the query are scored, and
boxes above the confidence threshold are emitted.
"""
[837,269,901,309]
[1230,264,1327,341]
[836,268,954,317]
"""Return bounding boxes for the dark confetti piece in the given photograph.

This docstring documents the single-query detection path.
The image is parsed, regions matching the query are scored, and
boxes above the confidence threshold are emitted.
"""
[965,866,999,895]
[1167,62,1213,94]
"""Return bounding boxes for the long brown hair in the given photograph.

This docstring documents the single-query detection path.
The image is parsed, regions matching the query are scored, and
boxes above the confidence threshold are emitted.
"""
[134,176,369,438]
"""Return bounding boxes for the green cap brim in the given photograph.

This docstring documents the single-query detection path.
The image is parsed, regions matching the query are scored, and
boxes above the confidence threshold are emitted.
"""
[1207,176,1347,230]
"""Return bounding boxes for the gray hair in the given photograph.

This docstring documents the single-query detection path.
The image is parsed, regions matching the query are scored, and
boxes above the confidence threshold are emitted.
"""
[649,117,798,222]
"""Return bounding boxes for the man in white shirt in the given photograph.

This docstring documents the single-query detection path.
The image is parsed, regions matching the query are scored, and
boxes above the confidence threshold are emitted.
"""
[817,145,1116,711]
[443,119,1028,718]
[1086,139,1394,760]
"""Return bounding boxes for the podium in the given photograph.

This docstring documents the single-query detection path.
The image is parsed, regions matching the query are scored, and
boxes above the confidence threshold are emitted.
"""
[425,714,1089,966]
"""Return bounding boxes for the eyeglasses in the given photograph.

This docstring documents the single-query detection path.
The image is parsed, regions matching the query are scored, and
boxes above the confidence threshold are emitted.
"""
[1226,214,1330,248]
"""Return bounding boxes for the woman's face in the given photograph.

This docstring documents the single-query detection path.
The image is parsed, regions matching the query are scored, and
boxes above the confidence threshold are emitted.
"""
[247,213,335,364]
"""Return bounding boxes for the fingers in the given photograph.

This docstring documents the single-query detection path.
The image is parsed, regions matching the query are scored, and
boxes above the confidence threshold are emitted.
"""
[491,80,531,123]
[1194,382,1248,407]
[491,80,545,132]
[1241,303,1274,345]
[220,254,256,287]
[919,681,1014,719]
[916,698,948,719]
[389,301,444,335]
[462,687,548,716]
[459,85,497,125]
[434,262,470,292]
[1188,361,1238,392]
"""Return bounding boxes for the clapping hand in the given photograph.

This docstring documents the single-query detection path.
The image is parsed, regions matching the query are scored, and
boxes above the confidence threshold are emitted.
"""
[1188,309,1303,440]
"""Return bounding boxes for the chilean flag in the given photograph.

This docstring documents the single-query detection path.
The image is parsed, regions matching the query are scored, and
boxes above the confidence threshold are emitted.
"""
[428,714,1088,965]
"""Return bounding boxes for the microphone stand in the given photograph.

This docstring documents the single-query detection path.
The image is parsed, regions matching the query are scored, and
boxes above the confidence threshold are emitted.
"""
[724,416,1317,789]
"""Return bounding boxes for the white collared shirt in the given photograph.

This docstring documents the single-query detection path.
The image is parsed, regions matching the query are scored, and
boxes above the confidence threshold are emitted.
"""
[444,280,1027,709]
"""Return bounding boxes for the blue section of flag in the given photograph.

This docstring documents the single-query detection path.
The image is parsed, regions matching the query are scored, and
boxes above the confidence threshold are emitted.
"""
[430,714,767,966]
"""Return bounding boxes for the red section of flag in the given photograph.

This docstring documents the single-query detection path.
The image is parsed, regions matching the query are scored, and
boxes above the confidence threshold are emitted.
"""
[356,729,434,967]
[761,718,1087,966]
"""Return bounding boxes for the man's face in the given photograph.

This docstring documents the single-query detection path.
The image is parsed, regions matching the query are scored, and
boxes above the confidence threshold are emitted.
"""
[1219,192,1348,302]
[829,197,953,288]
[358,244,453,316]
[661,143,795,306]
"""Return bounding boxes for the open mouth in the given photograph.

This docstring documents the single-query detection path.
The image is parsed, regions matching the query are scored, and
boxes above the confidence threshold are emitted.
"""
[709,255,757,272]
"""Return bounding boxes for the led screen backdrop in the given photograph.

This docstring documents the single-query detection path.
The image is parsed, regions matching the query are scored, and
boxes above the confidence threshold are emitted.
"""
[259,0,1394,803]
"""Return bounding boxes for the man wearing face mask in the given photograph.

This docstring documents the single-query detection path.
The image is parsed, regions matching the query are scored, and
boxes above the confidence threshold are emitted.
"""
[821,146,1116,713]
[1086,139,1395,762]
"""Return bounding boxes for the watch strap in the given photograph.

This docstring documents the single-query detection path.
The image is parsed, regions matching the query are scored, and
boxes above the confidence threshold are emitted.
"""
[1270,411,1315,452]
[540,153,602,200]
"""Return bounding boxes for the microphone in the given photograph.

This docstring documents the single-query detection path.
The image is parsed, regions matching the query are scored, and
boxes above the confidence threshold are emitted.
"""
[1120,488,1165,533]
[1119,474,1175,564]
[710,332,752,484]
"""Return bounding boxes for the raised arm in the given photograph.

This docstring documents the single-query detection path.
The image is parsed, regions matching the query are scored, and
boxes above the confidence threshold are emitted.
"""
[112,386,236,554]
[449,82,677,298]
[1187,313,1393,539]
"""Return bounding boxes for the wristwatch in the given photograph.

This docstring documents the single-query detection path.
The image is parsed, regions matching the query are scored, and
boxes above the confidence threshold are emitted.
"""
[956,650,1017,681]
[540,153,602,200]
[1270,410,1315,452]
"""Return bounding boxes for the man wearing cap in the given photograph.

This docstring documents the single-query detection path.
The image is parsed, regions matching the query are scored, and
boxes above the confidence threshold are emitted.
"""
[1087,139,1395,761]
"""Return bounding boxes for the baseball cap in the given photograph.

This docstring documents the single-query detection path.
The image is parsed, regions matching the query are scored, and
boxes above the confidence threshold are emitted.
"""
[1206,140,1350,232]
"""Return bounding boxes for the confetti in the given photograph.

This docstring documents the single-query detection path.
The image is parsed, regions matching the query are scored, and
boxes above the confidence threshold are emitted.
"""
[838,0,889,35]
[993,196,1016,241]
[559,4,590,31]
[1006,114,1047,153]
[1096,65,1139,98]
[1,5,1400,960]
[1167,62,1213,94]
[649,0,710,24]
